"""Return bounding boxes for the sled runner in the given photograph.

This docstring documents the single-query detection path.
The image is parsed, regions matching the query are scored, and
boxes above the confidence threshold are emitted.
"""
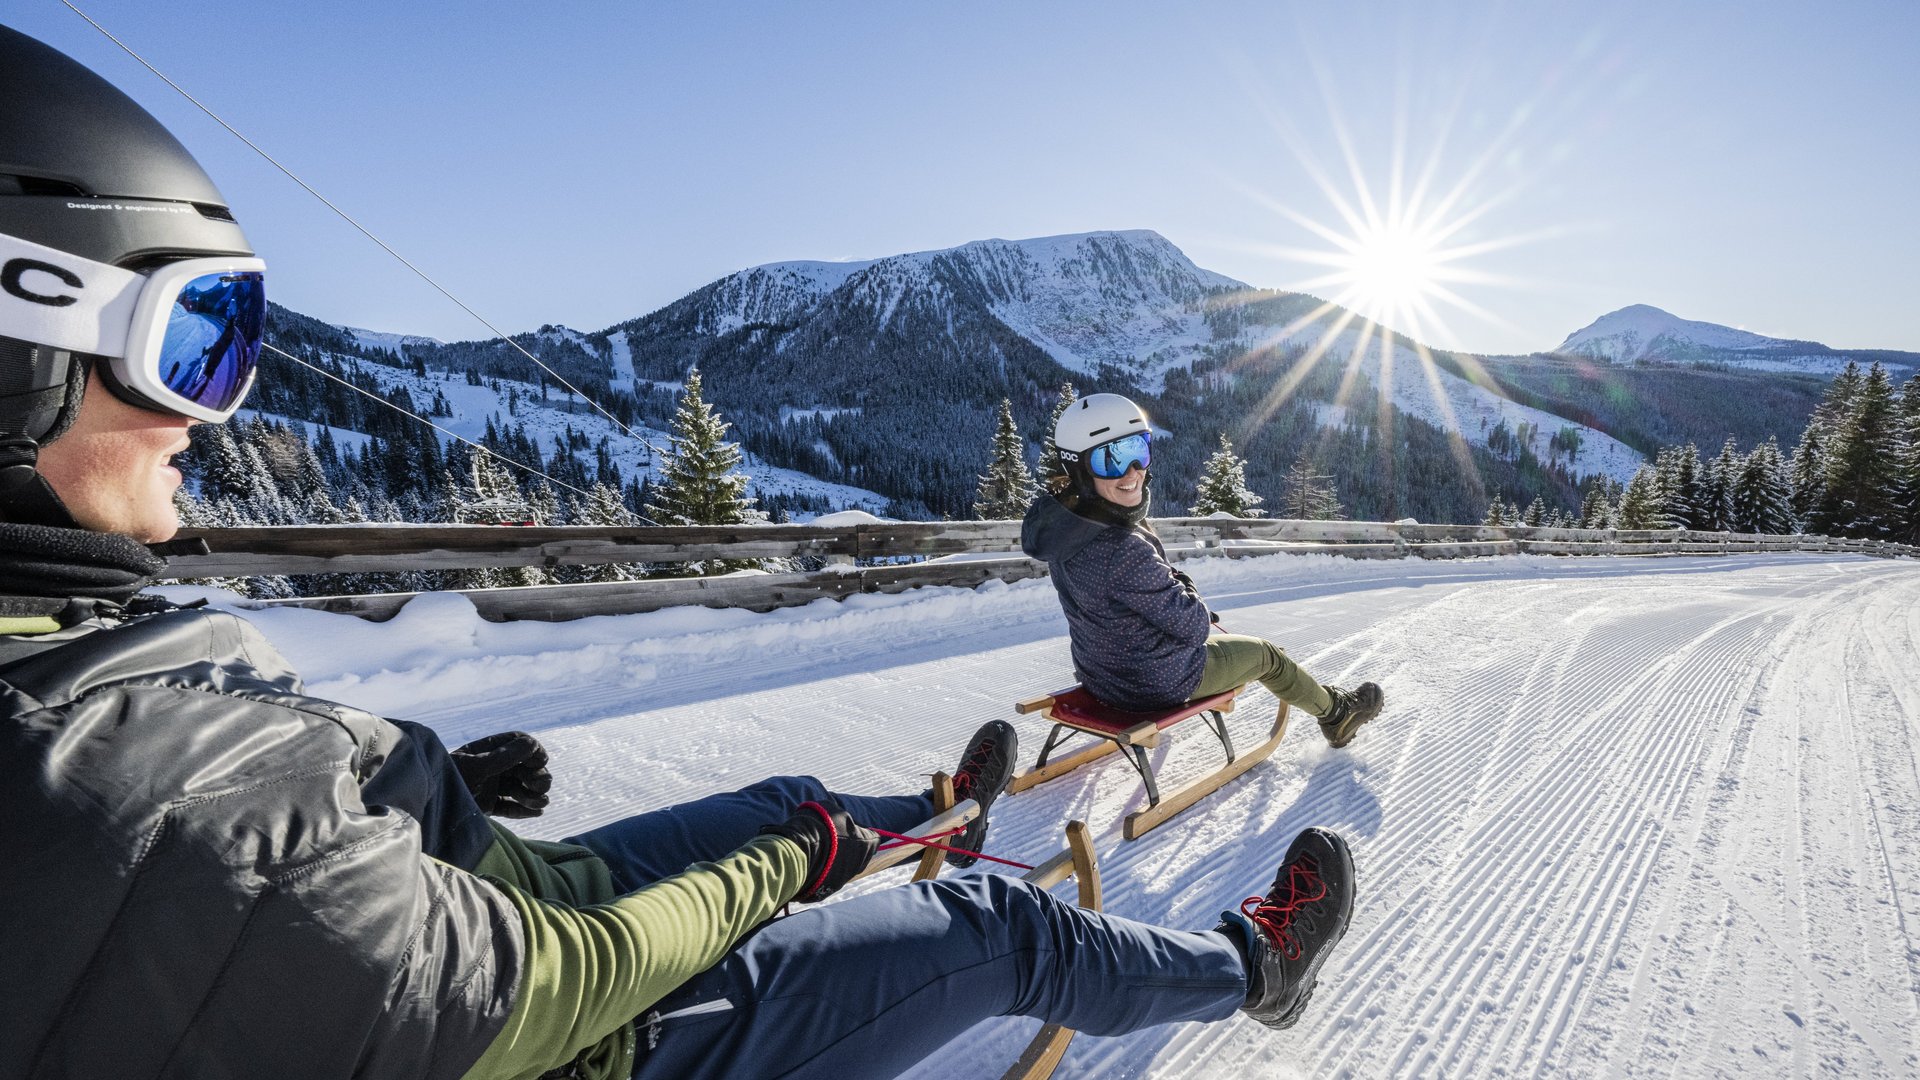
[1006,685,1290,840]
[849,776,1104,1080]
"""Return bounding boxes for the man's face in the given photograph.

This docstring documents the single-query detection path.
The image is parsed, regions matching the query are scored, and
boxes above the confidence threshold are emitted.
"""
[35,368,194,542]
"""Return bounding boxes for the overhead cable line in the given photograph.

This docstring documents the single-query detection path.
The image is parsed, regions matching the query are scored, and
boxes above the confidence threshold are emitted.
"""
[265,341,661,523]
[61,0,651,446]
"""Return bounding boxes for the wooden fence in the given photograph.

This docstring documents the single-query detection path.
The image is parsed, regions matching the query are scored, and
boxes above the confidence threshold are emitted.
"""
[160,518,1920,623]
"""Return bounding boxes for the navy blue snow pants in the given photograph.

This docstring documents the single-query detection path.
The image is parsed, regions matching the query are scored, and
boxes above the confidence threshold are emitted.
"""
[565,775,1248,1080]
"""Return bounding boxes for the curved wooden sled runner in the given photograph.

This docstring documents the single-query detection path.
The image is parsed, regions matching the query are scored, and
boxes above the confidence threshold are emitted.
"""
[851,774,1105,1080]
[1007,686,1291,840]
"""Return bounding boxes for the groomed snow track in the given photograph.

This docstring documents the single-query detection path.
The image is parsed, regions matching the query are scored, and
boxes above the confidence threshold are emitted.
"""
[244,552,1920,1080]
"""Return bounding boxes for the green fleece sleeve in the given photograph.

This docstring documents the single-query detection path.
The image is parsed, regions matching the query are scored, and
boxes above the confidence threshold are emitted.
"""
[463,834,809,1080]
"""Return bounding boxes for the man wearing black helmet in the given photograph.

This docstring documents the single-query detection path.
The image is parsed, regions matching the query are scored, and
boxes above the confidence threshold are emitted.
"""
[0,25,1357,1080]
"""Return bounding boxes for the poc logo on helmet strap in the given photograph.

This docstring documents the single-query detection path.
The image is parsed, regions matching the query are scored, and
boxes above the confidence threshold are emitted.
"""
[2,257,84,308]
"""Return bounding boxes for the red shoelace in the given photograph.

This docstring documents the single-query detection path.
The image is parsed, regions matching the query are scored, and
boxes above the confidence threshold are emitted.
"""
[951,738,997,799]
[1240,856,1326,960]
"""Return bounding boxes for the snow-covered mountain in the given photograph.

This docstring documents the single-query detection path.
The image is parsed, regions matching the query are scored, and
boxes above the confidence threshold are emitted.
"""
[1555,304,1915,374]
[643,229,1249,388]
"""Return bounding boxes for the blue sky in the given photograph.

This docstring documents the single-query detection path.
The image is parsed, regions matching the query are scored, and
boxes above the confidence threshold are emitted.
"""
[12,2,1919,354]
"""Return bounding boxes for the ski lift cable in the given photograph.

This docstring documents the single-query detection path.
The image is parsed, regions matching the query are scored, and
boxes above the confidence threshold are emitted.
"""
[61,0,649,445]
[266,342,662,525]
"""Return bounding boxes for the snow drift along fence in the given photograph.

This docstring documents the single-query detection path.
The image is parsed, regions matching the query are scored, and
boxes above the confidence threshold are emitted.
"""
[158,519,1920,623]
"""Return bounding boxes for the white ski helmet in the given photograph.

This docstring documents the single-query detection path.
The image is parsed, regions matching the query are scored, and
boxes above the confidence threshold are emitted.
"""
[1053,392,1150,454]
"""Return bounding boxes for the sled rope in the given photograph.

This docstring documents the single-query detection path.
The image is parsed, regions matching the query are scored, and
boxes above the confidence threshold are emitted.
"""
[870,827,1035,871]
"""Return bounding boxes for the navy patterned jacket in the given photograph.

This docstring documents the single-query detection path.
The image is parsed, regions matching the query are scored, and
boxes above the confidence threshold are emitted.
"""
[1021,493,1213,710]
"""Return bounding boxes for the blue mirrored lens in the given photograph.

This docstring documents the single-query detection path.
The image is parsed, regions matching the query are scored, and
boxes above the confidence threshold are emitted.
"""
[1088,433,1151,479]
[158,270,264,413]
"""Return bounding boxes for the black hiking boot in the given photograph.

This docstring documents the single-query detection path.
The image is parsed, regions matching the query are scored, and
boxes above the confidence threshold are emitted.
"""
[946,720,1018,868]
[1317,682,1383,749]
[1216,827,1355,1029]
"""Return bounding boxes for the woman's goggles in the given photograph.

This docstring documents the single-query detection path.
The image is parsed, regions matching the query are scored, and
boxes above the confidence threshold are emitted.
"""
[1087,432,1151,479]
[1,231,264,422]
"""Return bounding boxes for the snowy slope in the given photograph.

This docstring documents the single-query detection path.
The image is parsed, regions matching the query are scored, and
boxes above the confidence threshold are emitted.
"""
[197,550,1920,1080]
[1235,320,1647,483]
[318,353,890,515]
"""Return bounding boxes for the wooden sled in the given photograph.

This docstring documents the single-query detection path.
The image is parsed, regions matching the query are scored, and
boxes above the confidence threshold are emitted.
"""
[1000,819,1102,1080]
[1006,685,1290,840]
[848,775,1104,1080]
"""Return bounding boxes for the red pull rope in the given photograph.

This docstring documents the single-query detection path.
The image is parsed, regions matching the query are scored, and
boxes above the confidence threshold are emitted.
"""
[870,826,1036,871]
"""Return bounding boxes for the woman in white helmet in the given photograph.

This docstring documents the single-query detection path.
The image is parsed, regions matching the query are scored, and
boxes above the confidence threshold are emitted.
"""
[1021,393,1384,744]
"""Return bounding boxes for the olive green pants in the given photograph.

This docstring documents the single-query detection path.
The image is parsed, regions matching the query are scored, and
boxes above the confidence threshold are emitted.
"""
[1191,633,1333,718]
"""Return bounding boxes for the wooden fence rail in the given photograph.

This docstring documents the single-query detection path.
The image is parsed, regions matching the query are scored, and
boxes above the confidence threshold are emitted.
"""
[161,518,1919,624]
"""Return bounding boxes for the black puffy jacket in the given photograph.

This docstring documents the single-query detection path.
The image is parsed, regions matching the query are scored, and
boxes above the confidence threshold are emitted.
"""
[0,592,521,1078]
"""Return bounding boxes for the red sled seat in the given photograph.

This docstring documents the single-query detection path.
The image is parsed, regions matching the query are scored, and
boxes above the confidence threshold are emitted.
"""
[1006,682,1290,840]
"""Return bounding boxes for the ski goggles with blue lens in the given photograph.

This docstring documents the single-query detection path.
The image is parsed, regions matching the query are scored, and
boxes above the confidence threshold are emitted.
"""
[1,231,265,422]
[1087,432,1151,479]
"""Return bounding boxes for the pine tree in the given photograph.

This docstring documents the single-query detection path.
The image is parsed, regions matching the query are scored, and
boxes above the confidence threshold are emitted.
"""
[1787,428,1823,528]
[1036,382,1077,485]
[1281,454,1342,520]
[1731,436,1795,535]
[645,368,763,572]
[1522,496,1546,527]
[972,399,1036,519]
[1614,465,1666,530]
[1897,374,1920,543]
[646,368,758,529]
[1699,438,1740,532]
[1483,495,1509,527]
[1190,433,1264,517]
[569,482,646,582]
[1579,486,1612,529]
[1813,361,1901,538]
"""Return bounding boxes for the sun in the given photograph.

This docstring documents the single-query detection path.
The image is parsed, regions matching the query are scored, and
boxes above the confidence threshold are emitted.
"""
[1341,221,1446,325]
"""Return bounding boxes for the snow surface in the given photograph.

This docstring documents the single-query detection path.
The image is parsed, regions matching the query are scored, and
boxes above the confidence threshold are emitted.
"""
[167,550,1920,1079]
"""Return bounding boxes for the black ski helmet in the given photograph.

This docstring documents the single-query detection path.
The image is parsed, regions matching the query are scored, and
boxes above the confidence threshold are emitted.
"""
[0,24,253,525]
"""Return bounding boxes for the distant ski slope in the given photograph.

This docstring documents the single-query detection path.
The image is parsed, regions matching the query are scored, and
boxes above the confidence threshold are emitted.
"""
[209,551,1920,1079]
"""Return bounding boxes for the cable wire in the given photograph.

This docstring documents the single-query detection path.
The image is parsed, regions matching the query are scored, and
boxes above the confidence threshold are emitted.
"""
[264,341,633,513]
[61,0,649,445]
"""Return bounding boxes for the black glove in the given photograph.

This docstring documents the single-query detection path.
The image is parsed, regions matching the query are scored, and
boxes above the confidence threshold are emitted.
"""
[451,731,553,819]
[758,800,879,903]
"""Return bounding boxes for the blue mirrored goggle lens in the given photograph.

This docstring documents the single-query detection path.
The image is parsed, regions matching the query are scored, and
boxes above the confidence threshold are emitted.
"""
[158,270,264,413]
[1088,432,1151,479]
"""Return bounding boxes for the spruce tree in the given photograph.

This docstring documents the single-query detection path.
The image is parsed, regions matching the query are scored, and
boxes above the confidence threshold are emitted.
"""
[972,398,1036,519]
[1522,496,1546,527]
[1579,486,1612,529]
[1700,438,1740,532]
[646,367,758,529]
[1483,495,1509,527]
[1788,428,1825,527]
[1190,433,1264,517]
[1895,373,1920,543]
[569,482,646,582]
[1813,362,1900,538]
[1281,454,1342,520]
[1614,466,1666,530]
[1731,436,1794,535]
[1036,382,1077,485]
